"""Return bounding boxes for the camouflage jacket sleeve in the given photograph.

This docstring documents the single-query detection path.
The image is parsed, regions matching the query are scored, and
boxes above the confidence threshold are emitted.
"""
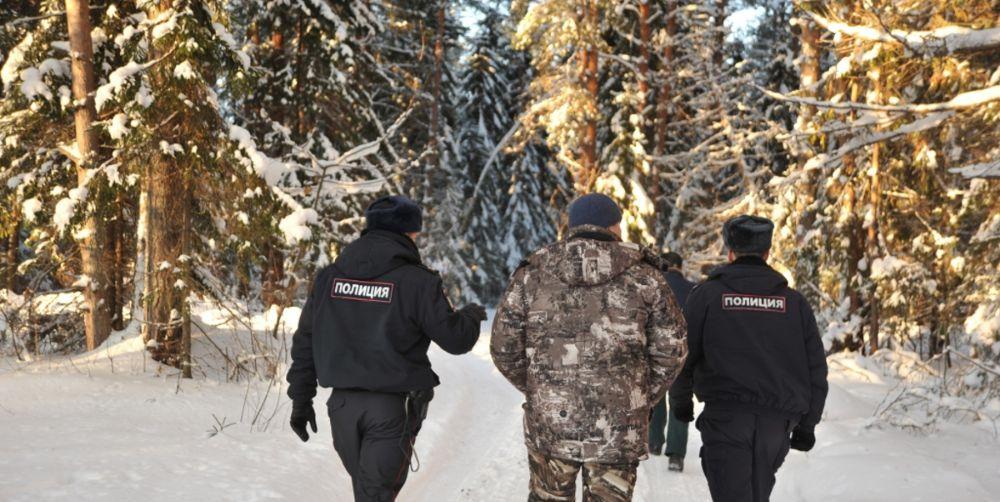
[490,265,530,394]
[646,277,688,404]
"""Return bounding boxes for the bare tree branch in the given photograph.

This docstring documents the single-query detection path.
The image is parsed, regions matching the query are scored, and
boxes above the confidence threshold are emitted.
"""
[759,84,1000,113]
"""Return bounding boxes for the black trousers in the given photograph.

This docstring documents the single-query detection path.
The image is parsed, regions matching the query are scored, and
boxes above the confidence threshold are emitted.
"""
[328,390,424,502]
[697,407,793,502]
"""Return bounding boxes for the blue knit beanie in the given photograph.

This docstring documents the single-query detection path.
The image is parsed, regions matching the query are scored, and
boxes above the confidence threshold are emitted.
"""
[365,195,423,234]
[568,193,623,229]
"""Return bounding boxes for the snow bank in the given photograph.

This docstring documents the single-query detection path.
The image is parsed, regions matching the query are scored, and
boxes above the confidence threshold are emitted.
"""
[3,314,998,501]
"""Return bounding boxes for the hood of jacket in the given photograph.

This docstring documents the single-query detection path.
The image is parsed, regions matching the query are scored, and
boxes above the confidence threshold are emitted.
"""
[334,229,422,280]
[709,255,787,295]
[538,225,650,287]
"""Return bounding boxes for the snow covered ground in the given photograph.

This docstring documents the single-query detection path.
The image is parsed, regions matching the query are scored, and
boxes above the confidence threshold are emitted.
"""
[1,309,998,501]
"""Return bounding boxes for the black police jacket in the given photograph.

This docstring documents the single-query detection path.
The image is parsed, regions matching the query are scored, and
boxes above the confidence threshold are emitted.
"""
[670,256,828,430]
[286,230,480,401]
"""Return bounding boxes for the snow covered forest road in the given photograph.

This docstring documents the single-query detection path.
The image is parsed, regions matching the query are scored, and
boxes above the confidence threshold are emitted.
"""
[1,314,998,502]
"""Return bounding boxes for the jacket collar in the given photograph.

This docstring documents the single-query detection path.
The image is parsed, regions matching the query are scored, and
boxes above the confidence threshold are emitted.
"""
[733,255,768,267]
[361,228,421,260]
[566,224,620,243]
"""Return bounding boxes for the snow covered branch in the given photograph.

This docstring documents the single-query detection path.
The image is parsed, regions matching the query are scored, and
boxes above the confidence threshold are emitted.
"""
[804,111,955,171]
[758,85,1000,114]
[808,12,1000,56]
[949,159,1000,179]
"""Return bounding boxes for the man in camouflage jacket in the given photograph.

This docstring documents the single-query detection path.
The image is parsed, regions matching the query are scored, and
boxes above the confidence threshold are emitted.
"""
[491,194,688,501]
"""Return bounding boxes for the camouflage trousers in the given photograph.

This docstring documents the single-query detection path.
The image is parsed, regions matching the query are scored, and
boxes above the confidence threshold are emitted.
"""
[527,449,638,502]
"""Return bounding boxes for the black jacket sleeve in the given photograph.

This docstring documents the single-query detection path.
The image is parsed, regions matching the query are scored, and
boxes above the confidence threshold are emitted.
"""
[286,270,324,403]
[799,298,829,430]
[418,276,481,355]
[669,287,707,404]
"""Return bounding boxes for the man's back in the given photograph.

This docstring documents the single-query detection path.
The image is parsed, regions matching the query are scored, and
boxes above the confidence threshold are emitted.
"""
[675,255,827,426]
[491,225,687,463]
[287,229,481,400]
[663,269,695,309]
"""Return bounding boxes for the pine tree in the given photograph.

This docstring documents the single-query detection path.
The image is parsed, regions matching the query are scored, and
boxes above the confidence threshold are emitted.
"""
[512,0,606,194]
[769,0,1000,358]
[649,1,781,267]
[234,0,395,307]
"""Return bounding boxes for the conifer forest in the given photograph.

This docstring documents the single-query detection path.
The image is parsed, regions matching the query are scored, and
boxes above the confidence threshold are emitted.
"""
[1,1,999,501]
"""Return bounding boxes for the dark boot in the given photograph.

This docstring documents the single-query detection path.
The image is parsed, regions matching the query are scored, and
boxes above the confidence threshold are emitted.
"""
[668,455,683,472]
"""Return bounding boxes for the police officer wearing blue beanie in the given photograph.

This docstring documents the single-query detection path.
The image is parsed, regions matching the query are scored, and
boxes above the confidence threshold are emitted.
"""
[287,195,488,501]
[670,215,829,502]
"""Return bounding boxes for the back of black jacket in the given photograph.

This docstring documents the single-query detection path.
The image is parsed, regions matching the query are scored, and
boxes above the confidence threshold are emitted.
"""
[663,269,695,309]
[670,256,828,429]
[286,230,480,401]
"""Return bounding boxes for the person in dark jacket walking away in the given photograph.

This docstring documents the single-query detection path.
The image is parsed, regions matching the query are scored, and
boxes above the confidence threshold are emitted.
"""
[670,215,828,502]
[286,195,487,502]
[648,252,694,473]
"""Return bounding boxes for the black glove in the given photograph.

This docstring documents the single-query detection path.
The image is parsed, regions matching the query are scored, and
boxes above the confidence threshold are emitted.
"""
[458,303,488,322]
[669,397,694,423]
[790,426,816,452]
[290,401,317,442]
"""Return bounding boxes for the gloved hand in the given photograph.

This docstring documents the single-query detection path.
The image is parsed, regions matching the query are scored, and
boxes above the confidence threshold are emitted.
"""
[669,397,694,423]
[790,426,816,452]
[290,400,317,442]
[458,303,488,322]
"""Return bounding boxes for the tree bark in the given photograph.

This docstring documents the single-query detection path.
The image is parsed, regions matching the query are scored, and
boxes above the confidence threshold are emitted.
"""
[654,0,678,157]
[146,149,191,372]
[576,0,599,192]
[867,142,881,354]
[143,0,191,375]
[637,1,652,110]
[427,3,445,174]
[792,5,823,283]
[5,211,20,293]
[798,14,821,122]
[65,0,112,350]
[866,78,884,355]
[713,0,728,67]
[261,243,287,307]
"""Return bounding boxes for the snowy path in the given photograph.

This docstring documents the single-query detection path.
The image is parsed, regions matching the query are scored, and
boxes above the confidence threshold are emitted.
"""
[2,324,998,501]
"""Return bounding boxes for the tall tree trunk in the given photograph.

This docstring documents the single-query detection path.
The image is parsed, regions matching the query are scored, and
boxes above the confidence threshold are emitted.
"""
[105,192,127,330]
[65,0,112,350]
[637,1,652,114]
[866,78,884,355]
[146,152,191,372]
[792,6,823,285]
[428,0,446,170]
[867,142,881,354]
[5,211,20,293]
[5,210,17,293]
[576,0,599,192]
[713,0,727,67]
[654,0,678,157]
[143,0,191,375]
[846,82,866,352]
[258,12,288,308]
[797,13,821,123]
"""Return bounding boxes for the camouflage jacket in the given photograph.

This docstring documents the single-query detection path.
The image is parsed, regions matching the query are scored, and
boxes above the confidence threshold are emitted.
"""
[491,225,688,463]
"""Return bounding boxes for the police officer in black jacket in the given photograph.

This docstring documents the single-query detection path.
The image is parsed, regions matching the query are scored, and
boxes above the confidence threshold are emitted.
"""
[669,215,828,502]
[286,195,487,501]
